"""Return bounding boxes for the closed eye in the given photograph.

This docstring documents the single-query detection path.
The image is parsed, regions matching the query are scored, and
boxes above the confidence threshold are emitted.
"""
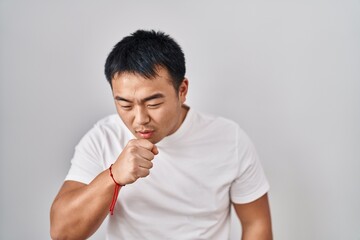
[120,105,132,110]
[147,103,163,109]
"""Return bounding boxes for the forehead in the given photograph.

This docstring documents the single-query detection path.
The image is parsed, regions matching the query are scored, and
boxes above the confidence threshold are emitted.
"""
[111,68,175,98]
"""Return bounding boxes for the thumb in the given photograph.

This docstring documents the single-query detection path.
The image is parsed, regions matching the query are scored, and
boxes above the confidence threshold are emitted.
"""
[152,145,159,155]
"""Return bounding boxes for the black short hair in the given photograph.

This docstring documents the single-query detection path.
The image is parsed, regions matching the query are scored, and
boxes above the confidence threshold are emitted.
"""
[104,30,186,91]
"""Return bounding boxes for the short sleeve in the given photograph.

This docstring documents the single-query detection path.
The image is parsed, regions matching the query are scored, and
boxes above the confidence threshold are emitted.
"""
[230,128,270,204]
[64,124,105,184]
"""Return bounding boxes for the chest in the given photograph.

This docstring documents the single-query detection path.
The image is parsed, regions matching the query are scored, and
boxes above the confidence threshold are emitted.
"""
[119,145,238,217]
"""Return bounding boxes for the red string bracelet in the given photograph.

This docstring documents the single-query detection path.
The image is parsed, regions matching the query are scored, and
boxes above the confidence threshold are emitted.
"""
[109,164,123,215]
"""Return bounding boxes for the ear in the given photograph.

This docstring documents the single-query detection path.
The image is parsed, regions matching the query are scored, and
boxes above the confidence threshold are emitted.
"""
[178,78,189,103]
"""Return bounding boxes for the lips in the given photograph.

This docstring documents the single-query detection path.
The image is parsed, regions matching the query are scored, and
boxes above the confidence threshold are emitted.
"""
[136,129,154,139]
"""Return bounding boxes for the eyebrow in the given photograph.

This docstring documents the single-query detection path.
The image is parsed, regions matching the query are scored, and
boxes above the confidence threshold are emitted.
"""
[114,93,165,103]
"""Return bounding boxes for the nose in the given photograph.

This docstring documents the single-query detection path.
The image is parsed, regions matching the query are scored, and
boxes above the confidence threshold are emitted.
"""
[134,106,150,125]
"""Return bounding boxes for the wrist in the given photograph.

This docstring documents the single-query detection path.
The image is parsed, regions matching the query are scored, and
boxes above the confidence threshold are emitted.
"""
[109,164,121,186]
[108,164,123,215]
[109,163,126,186]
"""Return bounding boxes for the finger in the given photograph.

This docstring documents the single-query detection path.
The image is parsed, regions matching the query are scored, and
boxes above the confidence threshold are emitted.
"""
[136,168,150,178]
[136,147,155,161]
[138,159,153,169]
[152,145,159,155]
[135,139,159,155]
[136,139,156,151]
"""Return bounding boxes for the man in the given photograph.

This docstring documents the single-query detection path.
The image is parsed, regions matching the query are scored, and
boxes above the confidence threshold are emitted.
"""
[50,30,272,240]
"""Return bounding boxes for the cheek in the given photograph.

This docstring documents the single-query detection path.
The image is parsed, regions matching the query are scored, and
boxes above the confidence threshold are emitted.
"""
[150,109,168,124]
[156,107,179,126]
[117,110,134,128]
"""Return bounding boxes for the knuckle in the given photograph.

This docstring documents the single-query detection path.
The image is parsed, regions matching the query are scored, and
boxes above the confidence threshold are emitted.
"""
[128,139,138,147]
[126,155,136,165]
[127,139,134,146]
[133,165,141,173]
[128,146,141,156]
[143,170,150,177]
[128,146,137,154]
[129,162,138,171]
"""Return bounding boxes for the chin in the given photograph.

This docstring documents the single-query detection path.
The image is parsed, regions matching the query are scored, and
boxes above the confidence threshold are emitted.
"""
[149,138,160,144]
[135,136,160,144]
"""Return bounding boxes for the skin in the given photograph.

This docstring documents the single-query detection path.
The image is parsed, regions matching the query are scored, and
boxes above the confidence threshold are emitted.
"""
[111,68,188,145]
[50,67,272,239]
[234,194,273,240]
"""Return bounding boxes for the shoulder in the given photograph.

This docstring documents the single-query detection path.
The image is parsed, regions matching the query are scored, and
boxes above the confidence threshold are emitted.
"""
[93,114,122,128]
[74,114,132,158]
[193,110,253,144]
[189,110,243,144]
[193,110,239,132]
[77,114,129,145]
[91,114,126,134]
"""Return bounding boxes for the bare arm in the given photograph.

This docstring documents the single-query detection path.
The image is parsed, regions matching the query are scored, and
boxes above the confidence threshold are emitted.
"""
[233,193,273,240]
[50,172,114,240]
[50,139,158,240]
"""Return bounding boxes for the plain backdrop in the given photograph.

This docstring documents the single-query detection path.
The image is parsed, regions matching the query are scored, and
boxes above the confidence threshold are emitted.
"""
[1,0,359,239]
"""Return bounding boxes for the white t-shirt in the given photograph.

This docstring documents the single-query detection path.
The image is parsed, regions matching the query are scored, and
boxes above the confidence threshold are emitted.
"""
[65,108,269,240]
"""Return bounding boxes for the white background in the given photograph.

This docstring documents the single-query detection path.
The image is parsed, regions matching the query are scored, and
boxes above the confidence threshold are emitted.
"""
[1,0,359,239]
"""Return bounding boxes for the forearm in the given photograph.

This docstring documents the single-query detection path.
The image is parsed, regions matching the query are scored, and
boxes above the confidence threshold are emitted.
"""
[50,170,115,240]
[241,221,273,240]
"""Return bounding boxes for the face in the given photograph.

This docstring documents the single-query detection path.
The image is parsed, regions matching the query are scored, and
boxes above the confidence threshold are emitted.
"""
[111,67,188,144]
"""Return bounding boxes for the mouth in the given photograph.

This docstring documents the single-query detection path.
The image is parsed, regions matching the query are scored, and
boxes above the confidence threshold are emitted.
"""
[136,129,155,139]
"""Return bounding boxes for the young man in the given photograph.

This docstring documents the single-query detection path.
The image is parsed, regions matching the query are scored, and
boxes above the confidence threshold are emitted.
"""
[50,30,272,240]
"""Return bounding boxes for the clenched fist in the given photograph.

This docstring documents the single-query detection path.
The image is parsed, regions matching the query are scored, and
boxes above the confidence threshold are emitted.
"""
[111,139,158,185]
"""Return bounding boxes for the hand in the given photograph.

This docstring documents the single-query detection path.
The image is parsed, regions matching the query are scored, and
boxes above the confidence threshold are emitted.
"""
[112,139,159,185]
